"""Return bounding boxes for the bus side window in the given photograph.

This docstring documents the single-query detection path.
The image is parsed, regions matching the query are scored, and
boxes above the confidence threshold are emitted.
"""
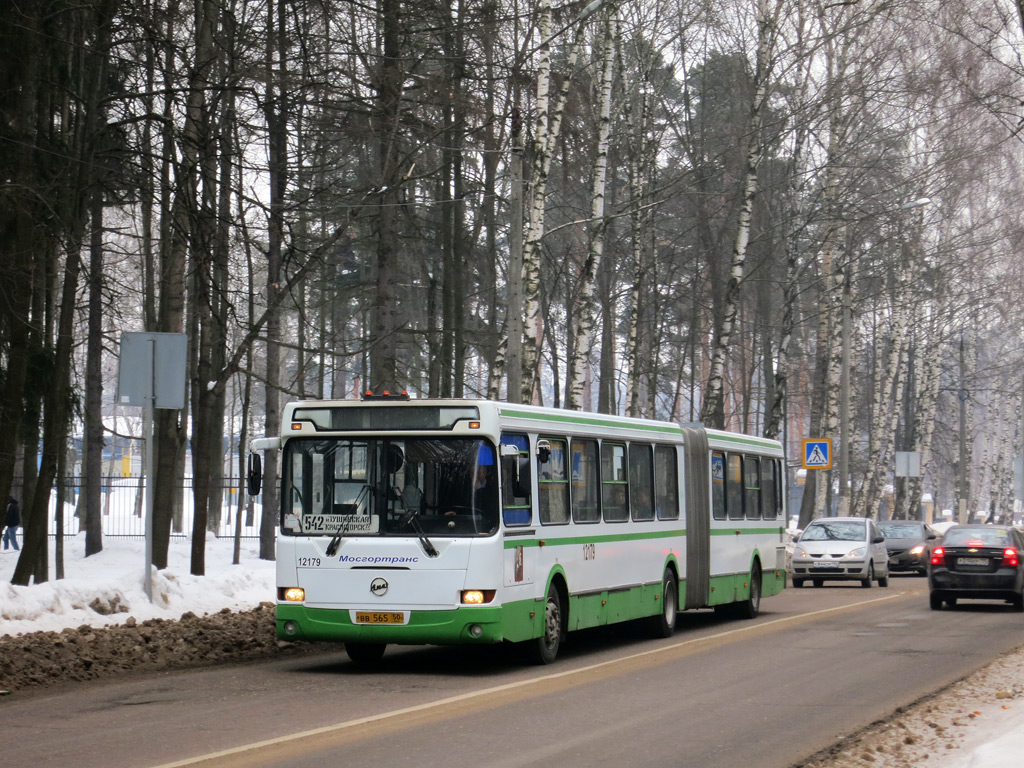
[629,443,654,521]
[726,454,744,520]
[538,438,569,525]
[602,442,628,522]
[500,433,531,526]
[711,451,726,520]
[571,438,600,523]
[655,445,679,520]
[744,456,761,520]
[760,458,777,519]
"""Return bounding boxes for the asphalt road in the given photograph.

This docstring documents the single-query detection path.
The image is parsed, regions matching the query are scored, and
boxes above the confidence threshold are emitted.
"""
[5,576,1024,768]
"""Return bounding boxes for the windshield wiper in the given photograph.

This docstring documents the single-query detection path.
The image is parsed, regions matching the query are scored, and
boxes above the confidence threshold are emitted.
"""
[400,508,439,558]
[325,485,371,556]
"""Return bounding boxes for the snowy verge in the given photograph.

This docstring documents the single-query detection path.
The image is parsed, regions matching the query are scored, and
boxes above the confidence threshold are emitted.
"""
[0,535,275,637]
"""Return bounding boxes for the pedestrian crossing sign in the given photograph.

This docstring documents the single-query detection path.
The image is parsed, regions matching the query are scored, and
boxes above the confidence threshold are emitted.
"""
[802,439,832,469]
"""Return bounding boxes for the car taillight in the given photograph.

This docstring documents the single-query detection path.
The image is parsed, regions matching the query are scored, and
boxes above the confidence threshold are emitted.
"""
[1003,548,1020,567]
[930,547,945,566]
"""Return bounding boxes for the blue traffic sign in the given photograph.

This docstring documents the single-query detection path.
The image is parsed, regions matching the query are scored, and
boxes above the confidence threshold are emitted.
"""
[802,439,832,469]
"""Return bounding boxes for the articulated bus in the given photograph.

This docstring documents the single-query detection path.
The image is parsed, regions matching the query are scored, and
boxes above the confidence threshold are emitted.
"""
[248,395,788,665]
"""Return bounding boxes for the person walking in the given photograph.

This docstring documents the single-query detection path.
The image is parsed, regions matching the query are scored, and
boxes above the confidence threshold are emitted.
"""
[3,495,20,551]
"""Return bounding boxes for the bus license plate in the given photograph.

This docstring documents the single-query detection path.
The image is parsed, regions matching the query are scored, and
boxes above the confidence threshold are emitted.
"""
[959,557,988,566]
[355,612,405,625]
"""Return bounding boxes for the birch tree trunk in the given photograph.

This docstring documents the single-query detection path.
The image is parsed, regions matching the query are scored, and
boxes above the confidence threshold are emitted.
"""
[700,0,782,428]
[855,257,915,519]
[901,298,948,520]
[566,11,615,410]
[520,0,596,403]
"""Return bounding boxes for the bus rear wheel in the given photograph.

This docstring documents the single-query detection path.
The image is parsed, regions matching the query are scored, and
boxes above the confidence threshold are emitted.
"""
[529,583,564,665]
[649,569,678,638]
[735,563,761,619]
[345,642,386,666]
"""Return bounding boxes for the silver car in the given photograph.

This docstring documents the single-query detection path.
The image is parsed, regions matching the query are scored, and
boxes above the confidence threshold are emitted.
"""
[790,516,890,588]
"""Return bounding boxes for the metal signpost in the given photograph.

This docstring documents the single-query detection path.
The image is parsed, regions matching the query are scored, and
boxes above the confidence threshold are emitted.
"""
[116,332,187,601]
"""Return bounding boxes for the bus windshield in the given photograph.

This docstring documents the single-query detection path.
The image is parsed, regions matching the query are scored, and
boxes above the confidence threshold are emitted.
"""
[281,437,499,538]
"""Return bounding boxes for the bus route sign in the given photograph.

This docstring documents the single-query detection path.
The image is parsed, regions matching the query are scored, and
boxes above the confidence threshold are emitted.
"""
[802,439,832,470]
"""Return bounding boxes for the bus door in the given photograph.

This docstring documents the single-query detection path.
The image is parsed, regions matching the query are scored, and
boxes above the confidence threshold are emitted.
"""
[500,435,535,587]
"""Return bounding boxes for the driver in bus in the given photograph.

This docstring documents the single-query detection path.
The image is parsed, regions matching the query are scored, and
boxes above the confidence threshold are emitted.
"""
[443,445,496,516]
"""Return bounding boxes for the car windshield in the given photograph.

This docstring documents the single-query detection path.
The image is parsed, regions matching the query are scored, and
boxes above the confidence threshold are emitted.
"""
[800,521,865,542]
[879,523,923,539]
[280,437,499,537]
[943,528,1010,547]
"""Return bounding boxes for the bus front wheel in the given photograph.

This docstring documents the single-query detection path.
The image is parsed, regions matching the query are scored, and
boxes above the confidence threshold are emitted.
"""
[530,584,564,665]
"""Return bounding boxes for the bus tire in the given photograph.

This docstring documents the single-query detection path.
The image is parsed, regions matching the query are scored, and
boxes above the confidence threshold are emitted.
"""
[345,642,386,666]
[649,569,678,638]
[735,563,761,620]
[529,583,564,665]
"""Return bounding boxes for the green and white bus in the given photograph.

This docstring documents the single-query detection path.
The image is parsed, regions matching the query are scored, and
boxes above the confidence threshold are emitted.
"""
[248,395,788,665]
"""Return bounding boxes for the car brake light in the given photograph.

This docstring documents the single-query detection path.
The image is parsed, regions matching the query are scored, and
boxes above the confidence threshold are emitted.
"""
[1003,548,1019,567]
[930,547,945,566]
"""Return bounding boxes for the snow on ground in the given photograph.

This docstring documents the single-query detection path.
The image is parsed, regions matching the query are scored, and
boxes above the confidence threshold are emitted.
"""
[2,531,1024,766]
[803,643,1024,768]
[0,533,274,636]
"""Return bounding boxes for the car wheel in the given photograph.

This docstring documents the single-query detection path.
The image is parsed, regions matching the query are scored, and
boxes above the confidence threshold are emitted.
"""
[929,592,943,610]
[945,598,957,608]
[649,569,678,637]
[792,578,804,588]
[345,642,387,666]
[813,579,823,588]
[878,573,889,588]
[862,563,875,588]
[1013,593,1024,613]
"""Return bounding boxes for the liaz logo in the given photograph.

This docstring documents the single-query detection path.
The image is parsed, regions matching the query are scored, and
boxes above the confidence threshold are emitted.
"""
[370,577,389,596]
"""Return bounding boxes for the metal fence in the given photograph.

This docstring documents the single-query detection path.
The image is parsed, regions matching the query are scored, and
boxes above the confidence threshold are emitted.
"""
[11,477,265,540]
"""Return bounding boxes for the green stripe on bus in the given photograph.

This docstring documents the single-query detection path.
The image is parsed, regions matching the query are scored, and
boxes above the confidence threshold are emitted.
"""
[707,432,783,451]
[503,528,685,548]
[497,407,682,435]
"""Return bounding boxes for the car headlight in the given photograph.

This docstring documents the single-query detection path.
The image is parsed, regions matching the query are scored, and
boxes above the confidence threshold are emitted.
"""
[847,547,866,558]
[909,545,925,555]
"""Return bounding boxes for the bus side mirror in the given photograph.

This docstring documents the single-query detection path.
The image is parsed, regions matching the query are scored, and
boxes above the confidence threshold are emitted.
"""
[536,439,551,464]
[247,452,262,497]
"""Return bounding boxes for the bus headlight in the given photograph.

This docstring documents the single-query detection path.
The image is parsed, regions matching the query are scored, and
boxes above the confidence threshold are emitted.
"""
[461,589,495,605]
[281,587,305,602]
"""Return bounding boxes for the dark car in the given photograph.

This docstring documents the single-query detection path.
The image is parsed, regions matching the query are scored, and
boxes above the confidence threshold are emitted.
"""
[928,525,1024,611]
[879,521,940,575]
